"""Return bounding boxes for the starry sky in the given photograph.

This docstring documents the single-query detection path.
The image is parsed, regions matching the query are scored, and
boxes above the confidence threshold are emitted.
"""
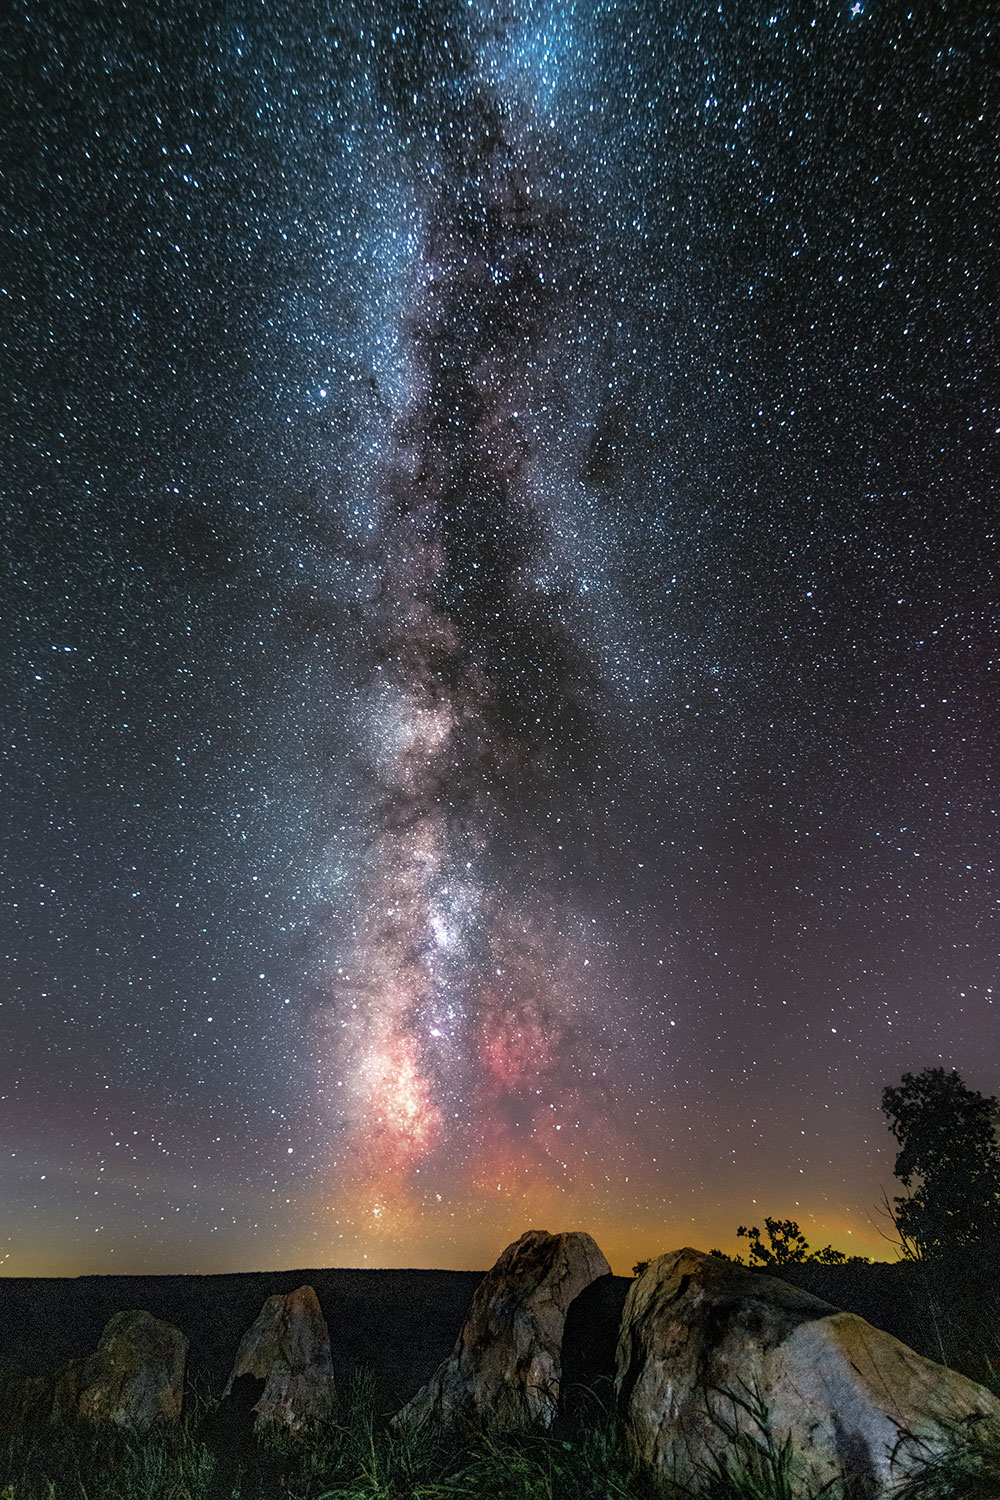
[2,0,998,1277]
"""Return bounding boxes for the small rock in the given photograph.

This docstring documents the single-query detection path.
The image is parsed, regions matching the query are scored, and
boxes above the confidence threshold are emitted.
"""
[68,1311,187,1429]
[394,1228,611,1438]
[616,1248,1000,1498]
[223,1284,335,1431]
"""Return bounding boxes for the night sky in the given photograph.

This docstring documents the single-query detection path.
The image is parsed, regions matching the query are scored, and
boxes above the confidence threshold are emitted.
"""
[2,0,998,1277]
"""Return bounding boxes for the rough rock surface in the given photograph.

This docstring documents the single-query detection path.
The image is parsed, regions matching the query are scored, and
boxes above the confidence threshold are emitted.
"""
[64,1311,187,1428]
[617,1248,1000,1497]
[394,1228,611,1437]
[223,1284,335,1430]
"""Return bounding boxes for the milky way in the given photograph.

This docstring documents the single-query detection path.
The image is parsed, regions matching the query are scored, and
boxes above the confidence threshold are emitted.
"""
[323,39,631,1245]
[2,0,998,1274]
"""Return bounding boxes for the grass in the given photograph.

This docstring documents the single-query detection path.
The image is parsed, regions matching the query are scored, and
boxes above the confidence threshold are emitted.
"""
[0,1376,218,1500]
[677,1389,1000,1500]
[890,1414,1000,1500]
[684,1385,815,1500]
[0,1369,652,1500]
[4,1371,1000,1500]
[240,1372,653,1500]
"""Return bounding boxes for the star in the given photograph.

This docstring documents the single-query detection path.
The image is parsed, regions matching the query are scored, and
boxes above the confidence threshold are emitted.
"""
[1,0,996,1278]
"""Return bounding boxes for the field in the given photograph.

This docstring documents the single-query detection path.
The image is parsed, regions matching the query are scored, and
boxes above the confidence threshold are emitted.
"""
[2,1255,1000,1498]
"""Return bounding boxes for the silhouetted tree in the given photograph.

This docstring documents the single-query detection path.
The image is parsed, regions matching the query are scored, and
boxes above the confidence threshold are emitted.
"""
[725,1220,868,1267]
[736,1218,810,1266]
[810,1244,849,1266]
[635,1224,869,1274]
[881,1067,1000,1258]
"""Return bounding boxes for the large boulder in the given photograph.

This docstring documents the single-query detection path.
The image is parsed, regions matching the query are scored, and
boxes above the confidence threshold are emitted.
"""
[394,1228,611,1437]
[222,1284,335,1431]
[62,1311,187,1429]
[617,1248,1000,1497]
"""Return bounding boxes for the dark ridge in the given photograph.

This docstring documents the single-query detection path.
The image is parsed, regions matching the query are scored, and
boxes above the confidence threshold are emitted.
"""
[0,1268,484,1413]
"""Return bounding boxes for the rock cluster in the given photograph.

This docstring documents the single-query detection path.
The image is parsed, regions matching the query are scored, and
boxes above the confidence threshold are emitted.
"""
[392,1234,1000,1499]
[3,1285,336,1436]
[5,1228,1000,1500]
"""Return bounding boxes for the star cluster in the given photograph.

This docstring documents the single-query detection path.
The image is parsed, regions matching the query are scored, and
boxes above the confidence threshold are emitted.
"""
[1,0,998,1274]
